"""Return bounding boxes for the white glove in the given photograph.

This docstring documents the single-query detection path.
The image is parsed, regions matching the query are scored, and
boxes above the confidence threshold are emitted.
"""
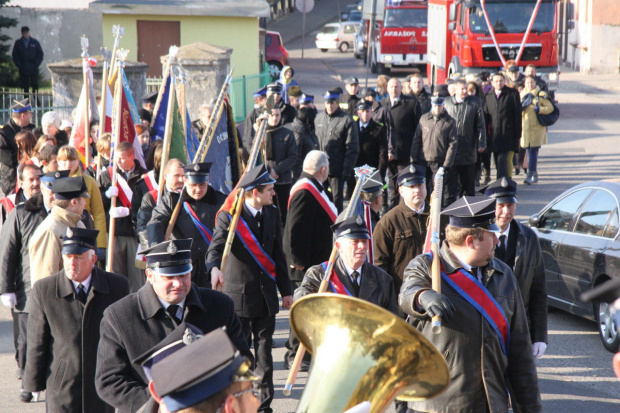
[109,207,130,219]
[105,186,119,199]
[344,402,371,413]
[532,342,547,359]
[31,391,41,402]
[1,293,17,309]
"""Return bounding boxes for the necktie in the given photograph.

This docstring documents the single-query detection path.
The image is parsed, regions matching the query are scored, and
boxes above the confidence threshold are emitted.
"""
[351,271,360,297]
[76,284,87,304]
[166,304,182,324]
[496,235,507,261]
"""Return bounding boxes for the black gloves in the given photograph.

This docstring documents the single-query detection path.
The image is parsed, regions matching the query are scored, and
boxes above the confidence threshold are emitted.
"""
[419,290,455,322]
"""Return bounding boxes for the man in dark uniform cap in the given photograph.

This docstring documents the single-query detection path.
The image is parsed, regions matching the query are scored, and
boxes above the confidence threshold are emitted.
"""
[148,162,225,288]
[295,213,398,309]
[374,164,429,294]
[360,87,395,167]
[400,196,542,413]
[243,83,295,144]
[24,227,129,412]
[0,99,35,197]
[144,328,260,413]
[141,91,158,114]
[341,76,361,117]
[314,89,359,212]
[355,100,388,179]
[482,177,548,359]
[29,176,90,285]
[96,238,251,413]
[207,164,293,413]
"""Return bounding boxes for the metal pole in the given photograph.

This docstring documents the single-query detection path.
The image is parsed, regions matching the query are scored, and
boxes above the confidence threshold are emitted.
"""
[81,35,91,167]
[302,8,306,59]
[365,0,377,87]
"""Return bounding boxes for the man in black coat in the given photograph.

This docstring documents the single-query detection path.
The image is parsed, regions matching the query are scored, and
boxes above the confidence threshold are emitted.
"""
[340,76,361,117]
[96,238,251,413]
[283,150,336,368]
[24,228,130,413]
[244,83,296,144]
[0,163,40,229]
[314,90,359,212]
[381,78,422,208]
[0,99,35,197]
[355,100,388,178]
[208,165,293,413]
[285,107,319,182]
[295,214,398,313]
[484,72,522,179]
[148,162,225,288]
[12,27,44,94]
[445,79,487,197]
[483,178,548,358]
[248,106,297,224]
[408,73,432,114]
[360,88,396,165]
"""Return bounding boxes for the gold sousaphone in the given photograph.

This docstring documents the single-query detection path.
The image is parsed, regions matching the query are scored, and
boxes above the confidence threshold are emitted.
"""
[290,294,449,413]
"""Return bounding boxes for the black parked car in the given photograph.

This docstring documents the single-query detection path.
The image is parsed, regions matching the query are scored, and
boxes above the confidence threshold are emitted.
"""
[528,180,620,352]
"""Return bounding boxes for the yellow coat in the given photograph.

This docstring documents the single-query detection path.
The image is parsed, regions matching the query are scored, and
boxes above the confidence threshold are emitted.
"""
[70,169,108,248]
[520,87,554,148]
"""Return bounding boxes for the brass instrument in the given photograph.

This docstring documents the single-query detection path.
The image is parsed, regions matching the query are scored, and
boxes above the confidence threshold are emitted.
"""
[289,294,449,413]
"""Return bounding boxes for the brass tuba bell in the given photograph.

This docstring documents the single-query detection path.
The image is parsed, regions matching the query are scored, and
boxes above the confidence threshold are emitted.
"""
[289,294,449,413]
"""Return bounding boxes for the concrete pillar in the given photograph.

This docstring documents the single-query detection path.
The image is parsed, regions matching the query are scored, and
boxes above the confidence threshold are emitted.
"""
[160,42,232,122]
[47,57,148,120]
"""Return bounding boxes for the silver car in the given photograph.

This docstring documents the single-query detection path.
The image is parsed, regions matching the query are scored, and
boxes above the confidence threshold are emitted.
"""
[316,22,361,53]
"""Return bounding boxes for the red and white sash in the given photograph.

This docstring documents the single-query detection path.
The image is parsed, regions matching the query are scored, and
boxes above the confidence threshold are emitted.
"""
[289,178,337,223]
[1,193,17,215]
[109,166,133,209]
[142,170,157,192]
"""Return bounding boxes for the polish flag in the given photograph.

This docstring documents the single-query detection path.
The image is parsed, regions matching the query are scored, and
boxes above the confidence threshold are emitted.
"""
[70,59,99,165]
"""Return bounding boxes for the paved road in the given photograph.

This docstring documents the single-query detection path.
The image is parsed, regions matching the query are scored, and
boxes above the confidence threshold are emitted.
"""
[2,3,620,412]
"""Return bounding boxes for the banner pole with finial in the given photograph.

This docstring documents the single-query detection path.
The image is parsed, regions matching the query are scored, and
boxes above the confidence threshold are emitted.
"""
[81,35,91,166]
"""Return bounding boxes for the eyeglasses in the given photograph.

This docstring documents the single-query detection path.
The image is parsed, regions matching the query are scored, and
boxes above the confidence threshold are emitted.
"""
[214,387,260,413]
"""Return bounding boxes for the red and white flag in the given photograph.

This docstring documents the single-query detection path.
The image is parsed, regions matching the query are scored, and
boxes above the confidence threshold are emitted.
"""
[70,59,99,165]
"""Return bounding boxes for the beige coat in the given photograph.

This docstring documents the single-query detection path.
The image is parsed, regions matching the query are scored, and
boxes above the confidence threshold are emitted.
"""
[70,169,107,249]
[28,206,85,287]
[520,86,554,148]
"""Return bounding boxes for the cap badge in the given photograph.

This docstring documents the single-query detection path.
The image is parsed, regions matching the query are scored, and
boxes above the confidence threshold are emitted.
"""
[501,177,508,188]
[356,215,363,225]
[167,241,178,255]
[193,164,200,172]
[54,172,61,178]
[183,328,202,345]
[66,228,74,238]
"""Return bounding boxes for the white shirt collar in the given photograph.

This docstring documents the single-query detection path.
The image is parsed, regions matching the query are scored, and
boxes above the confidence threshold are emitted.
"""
[342,260,362,284]
[450,249,481,282]
[405,201,425,214]
[157,297,187,320]
[244,200,262,217]
[71,273,92,294]
[359,121,369,129]
[499,223,511,239]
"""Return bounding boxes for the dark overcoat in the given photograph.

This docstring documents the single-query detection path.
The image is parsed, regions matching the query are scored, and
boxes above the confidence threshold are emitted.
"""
[355,118,388,173]
[12,36,44,76]
[295,258,399,315]
[95,282,251,413]
[380,94,421,164]
[147,188,226,287]
[283,174,334,281]
[484,85,522,153]
[314,108,359,178]
[206,204,293,318]
[24,266,129,413]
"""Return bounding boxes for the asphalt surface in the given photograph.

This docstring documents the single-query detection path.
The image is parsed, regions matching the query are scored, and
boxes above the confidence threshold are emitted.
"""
[2,1,620,411]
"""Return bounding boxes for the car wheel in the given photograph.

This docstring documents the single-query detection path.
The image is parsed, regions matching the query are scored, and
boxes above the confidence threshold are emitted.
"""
[596,301,620,352]
[339,42,349,53]
[267,61,282,80]
[320,49,328,53]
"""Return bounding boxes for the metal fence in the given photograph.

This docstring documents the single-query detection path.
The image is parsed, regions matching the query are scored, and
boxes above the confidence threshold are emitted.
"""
[0,88,68,126]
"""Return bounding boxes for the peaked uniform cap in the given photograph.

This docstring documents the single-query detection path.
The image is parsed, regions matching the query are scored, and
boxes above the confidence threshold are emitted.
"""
[266,83,282,93]
[141,91,158,104]
[480,177,517,204]
[237,165,276,190]
[184,162,212,184]
[356,100,372,111]
[395,164,426,187]
[142,239,193,276]
[62,227,99,255]
[11,99,31,113]
[41,170,70,188]
[344,76,359,85]
[442,196,499,232]
[152,328,259,412]
[331,214,370,240]
[52,177,90,200]
[361,170,383,194]
[253,86,267,98]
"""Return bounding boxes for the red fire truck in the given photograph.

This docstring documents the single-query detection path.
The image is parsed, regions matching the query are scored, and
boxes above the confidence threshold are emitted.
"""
[427,0,560,91]
[366,0,428,75]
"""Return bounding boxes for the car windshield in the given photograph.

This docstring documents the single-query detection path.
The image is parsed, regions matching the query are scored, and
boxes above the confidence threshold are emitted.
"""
[384,8,428,28]
[469,2,555,34]
[348,10,362,21]
[320,26,339,35]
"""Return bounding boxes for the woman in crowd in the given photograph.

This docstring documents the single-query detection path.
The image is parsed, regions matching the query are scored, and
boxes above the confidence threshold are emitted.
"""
[520,75,554,184]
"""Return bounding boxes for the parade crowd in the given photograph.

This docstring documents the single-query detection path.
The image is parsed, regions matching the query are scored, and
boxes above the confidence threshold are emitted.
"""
[0,60,553,413]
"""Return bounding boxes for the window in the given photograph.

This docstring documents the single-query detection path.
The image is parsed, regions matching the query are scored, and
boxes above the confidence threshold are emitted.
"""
[320,26,338,35]
[603,210,619,239]
[540,189,592,231]
[468,2,555,34]
[344,25,357,34]
[266,35,272,48]
[574,190,619,237]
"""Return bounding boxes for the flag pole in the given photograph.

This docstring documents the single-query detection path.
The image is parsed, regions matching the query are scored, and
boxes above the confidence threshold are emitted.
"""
[157,46,179,204]
[97,48,111,181]
[106,48,128,272]
[81,35,91,166]
[109,25,124,84]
